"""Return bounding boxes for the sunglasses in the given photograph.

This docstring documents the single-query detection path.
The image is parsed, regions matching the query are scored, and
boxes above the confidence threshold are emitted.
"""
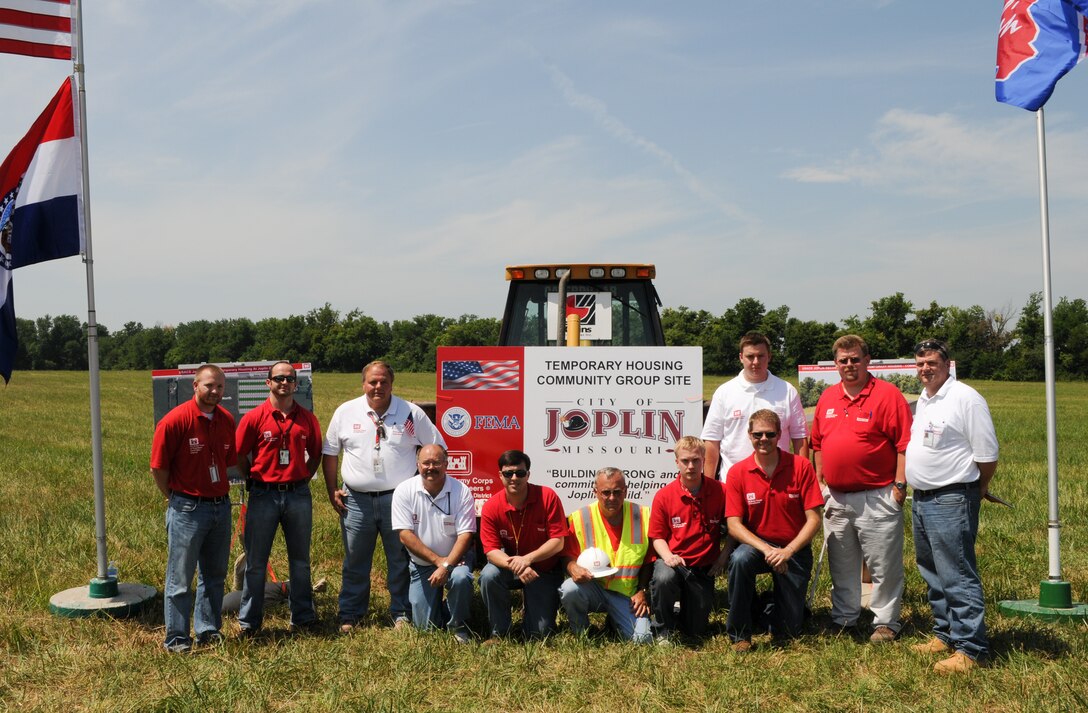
[750,431,778,440]
[836,357,863,365]
[913,340,948,359]
[500,469,529,479]
[269,375,297,384]
[597,488,625,497]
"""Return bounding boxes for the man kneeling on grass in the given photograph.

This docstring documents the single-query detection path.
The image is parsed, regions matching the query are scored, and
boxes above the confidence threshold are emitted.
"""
[390,444,475,643]
[559,467,653,643]
[724,409,823,653]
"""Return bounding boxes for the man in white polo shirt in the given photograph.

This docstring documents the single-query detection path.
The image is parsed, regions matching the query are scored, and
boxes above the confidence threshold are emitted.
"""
[323,360,446,633]
[905,339,998,674]
[702,331,808,479]
[391,444,475,643]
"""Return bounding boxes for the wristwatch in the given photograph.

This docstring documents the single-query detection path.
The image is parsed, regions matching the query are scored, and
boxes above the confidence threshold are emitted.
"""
[892,481,907,492]
[441,561,452,572]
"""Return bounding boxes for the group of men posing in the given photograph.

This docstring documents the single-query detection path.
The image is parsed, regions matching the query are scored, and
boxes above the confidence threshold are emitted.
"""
[150,333,998,675]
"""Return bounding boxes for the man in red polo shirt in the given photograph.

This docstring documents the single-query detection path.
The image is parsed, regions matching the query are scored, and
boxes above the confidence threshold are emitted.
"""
[648,436,729,643]
[151,364,237,653]
[725,409,823,652]
[810,334,912,642]
[235,361,322,637]
[479,449,567,641]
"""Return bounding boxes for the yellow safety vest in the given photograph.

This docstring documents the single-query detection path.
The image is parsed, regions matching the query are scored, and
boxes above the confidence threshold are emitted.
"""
[568,501,649,598]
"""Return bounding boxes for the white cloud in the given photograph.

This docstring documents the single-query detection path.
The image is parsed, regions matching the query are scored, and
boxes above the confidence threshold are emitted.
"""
[780,108,1088,199]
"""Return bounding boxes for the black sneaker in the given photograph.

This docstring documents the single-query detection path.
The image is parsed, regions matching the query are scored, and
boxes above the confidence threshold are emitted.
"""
[196,631,224,647]
[289,621,321,635]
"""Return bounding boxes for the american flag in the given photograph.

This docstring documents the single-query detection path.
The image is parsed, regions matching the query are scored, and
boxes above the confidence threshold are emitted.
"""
[0,1,73,60]
[442,360,519,390]
[403,413,415,438]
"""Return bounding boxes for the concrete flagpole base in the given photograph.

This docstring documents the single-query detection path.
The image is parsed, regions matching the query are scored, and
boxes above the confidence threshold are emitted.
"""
[49,577,157,619]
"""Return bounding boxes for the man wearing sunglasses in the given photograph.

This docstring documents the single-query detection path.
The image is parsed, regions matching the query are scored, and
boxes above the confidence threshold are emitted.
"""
[725,410,823,652]
[648,436,728,643]
[479,449,568,641]
[809,335,912,643]
[906,339,998,674]
[323,360,446,633]
[234,361,322,637]
[559,467,653,643]
[701,332,808,480]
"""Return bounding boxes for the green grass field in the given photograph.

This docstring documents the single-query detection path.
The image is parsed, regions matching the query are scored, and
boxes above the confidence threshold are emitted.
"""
[1,372,1087,712]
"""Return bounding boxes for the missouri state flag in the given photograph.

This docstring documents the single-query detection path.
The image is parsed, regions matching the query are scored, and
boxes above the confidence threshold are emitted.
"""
[997,0,1088,110]
[0,76,85,381]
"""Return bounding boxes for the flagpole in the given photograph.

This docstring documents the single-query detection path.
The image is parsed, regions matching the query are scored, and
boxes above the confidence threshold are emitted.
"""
[1034,107,1062,586]
[70,0,108,583]
[999,108,1085,621]
[49,0,156,618]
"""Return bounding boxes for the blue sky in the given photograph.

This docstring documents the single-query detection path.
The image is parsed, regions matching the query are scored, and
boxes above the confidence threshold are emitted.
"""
[3,1,1087,330]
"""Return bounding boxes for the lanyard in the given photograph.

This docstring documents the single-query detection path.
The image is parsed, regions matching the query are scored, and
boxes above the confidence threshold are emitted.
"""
[272,410,294,449]
[509,508,526,553]
[428,491,451,516]
[368,412,387,452]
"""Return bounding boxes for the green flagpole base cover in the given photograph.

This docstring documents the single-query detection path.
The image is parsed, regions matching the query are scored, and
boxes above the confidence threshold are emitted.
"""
[49,580,157,619]
[999,581,1088,623]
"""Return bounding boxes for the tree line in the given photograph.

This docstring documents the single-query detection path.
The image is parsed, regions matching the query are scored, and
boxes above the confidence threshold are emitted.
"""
[12,292,1088,380]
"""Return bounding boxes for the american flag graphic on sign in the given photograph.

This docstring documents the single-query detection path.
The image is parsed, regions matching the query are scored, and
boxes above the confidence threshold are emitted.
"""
[441,360,520,390]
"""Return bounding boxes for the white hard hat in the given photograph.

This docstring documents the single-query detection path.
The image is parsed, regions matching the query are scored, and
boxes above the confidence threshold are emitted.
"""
[577,547,618,578]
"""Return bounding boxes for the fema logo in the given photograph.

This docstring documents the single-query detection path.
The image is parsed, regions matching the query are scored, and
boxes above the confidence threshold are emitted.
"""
[442,407,472,438]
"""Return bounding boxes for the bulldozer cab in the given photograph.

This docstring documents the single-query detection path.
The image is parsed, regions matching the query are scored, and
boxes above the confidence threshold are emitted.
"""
[498,264,665,347]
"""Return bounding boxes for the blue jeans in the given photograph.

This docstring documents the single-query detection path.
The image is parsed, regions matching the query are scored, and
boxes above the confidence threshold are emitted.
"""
[650,559,717,638]
[559,578,652,643]
[163,496,232,648]
[726,543,812,642]
[912,486,988,660]
[339,488,410,624]
[479,563,562,639]
[239,485,315,631]
[408,561,474,632]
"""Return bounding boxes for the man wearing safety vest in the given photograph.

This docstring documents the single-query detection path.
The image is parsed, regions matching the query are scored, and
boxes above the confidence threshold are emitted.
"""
[559,467,653,643]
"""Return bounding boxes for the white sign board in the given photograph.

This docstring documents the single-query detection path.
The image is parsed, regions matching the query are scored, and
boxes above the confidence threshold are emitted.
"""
[523,346,703,512]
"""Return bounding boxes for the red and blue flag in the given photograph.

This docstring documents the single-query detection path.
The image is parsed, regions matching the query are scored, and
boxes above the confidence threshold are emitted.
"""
[0,76,84,382]
[997,0,1088,110]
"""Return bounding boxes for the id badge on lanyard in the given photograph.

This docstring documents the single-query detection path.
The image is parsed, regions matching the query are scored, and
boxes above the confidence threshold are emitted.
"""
[279,449,291,466]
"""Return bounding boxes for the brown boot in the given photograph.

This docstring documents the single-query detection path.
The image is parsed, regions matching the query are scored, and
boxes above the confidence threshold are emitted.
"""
[934,651,978,674]
[910,637,951,654]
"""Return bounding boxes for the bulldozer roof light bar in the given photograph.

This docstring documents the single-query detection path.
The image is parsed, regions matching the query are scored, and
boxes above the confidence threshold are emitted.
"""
[505,264,656,281]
